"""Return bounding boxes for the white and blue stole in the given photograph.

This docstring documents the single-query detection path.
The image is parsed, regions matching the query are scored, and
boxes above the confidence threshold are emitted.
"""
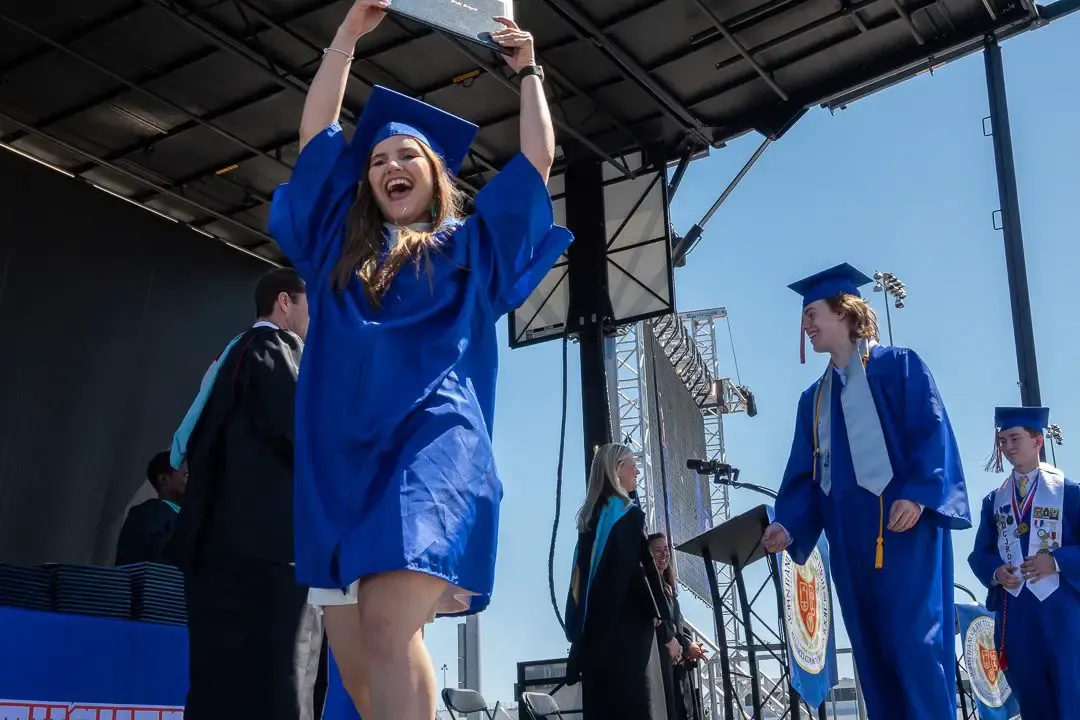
[994,463,1065,601]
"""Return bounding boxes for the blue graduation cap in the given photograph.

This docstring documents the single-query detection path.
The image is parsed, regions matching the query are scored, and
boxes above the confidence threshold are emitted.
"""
[995,406,1050,433]
[350,85,479,175]
[788,263,874,308]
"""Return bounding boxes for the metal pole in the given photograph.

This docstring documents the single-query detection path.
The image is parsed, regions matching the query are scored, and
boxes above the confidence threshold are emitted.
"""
[983,36,1041,407]
[564,150,615,468]
[883,298,894,345]
[703,547,736,720]
[853,663,868,720]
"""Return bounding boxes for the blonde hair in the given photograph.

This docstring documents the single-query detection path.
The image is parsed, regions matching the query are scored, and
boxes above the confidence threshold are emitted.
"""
[576,443,634,533]
[332,139,467,307]
[824,294,880,343]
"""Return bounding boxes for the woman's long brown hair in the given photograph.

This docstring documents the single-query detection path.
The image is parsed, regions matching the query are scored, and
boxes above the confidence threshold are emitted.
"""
[331,141,467,307]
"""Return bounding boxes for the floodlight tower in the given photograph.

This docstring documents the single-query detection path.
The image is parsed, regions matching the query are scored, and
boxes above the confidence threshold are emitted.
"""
[872,270,906,345]
[1047,424,1064,467]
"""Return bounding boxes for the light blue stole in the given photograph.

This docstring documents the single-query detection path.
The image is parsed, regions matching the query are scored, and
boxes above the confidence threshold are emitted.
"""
[169,332,246,469]
[564,495,634,642]
[816,340,893,496]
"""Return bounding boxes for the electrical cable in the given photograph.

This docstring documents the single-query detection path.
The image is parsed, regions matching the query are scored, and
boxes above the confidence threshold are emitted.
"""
[724,315,743,387]
[547,332,570,631]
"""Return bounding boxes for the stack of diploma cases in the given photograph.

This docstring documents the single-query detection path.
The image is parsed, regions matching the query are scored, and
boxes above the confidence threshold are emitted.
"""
[124,562,187,626]
[48,564,132,620]
[0,563,51,611]
[0,561,186,625]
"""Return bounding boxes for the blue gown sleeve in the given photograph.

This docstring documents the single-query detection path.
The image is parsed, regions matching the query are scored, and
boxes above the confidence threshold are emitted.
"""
[1053,482,1080,595]
[896,348,971,529]
[466,153,574,317]
[774,388,825,565]
[268,123,359,279]
[967,493,1004,609]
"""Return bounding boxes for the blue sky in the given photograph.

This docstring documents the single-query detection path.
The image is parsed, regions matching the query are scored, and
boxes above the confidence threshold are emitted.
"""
[422,18,1080,706]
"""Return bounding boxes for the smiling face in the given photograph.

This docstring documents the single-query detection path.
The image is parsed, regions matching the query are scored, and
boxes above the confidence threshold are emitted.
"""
[801,298,850,355]
[367,134,436,225]
[999,427,1043,471]
[649,537,671,572]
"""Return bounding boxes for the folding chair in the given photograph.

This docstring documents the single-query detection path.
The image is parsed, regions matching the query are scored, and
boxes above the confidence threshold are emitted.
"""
[521,691,564,720]
[442,688,490,719]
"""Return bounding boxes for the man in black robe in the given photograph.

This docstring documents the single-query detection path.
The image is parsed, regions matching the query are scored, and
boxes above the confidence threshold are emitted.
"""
[166,267,322,720]
[115,451,186,565]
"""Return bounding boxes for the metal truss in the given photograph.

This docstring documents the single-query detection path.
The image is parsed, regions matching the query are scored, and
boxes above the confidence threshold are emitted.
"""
[614,324,658,533]
[616,306,791,716]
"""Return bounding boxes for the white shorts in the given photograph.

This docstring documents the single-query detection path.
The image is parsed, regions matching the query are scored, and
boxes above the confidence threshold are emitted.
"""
[307,580,478,623]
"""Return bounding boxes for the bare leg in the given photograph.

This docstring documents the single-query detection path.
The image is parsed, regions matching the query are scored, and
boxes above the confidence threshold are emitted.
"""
[323,604,374,718]
[324,570,447,720]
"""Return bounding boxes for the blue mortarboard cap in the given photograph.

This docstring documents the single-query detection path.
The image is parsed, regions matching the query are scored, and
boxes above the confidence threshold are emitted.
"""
[788,263,874,308]
[995,406,1050,433]
[351,86,478,175]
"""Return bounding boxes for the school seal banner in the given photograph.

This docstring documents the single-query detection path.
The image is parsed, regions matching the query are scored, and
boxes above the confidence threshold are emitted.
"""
[779,537,838,709]
[783,547,830,673]
[955,603,1020,720]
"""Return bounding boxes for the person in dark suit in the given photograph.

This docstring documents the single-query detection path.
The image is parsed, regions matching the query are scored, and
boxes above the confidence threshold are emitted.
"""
[115,451,187,565]
[166,267,322,720]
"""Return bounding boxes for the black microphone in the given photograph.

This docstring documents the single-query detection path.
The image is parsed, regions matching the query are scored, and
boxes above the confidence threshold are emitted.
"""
[686,458,733,475]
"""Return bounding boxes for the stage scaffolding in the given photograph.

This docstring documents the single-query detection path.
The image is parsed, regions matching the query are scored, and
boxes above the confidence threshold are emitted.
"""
[614,307,777,714]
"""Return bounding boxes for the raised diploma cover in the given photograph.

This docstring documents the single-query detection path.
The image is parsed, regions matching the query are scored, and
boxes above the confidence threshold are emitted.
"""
[387,0,514,54]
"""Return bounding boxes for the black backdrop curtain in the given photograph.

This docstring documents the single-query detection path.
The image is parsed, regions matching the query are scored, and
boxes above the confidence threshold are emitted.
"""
[0,149,271,567]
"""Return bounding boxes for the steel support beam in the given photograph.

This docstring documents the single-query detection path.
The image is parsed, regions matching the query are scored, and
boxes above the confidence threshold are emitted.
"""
[0,48,219,147]
[142,0,497,187]
[984,37,1041,406]
[564,150,615,467]
[888,0,928,44]
[685,0,789,101]
[538,0,715,149]
[1040,0,1080,22]
[0,111,275,247]
[0,2,142,75]
[0,12,292,173]
[442,36,636,179]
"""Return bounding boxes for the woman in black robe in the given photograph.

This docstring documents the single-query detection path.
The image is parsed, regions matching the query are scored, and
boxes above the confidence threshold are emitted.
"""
[565,443,681,720]
[648,533,708,720]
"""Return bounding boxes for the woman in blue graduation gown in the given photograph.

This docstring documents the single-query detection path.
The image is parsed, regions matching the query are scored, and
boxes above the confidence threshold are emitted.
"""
[761,263,970,720]
[565,444,680,720]
[267,1,572,717]
[968,406,1080,719]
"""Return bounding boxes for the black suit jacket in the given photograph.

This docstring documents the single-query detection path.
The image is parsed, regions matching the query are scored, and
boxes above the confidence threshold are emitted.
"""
[167,327,302,571]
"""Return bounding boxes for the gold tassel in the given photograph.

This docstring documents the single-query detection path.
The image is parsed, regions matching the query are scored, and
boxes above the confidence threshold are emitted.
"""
[875,495,884,569]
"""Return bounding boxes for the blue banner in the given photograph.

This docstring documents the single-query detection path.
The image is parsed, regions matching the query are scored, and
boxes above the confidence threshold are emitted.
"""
[778,535,839,709]
[956,603,1021,720]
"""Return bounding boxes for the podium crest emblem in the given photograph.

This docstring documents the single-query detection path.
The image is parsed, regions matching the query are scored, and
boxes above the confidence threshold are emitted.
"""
[781,547,830,674]
[963,615,1011,708]
[796,564,818,639]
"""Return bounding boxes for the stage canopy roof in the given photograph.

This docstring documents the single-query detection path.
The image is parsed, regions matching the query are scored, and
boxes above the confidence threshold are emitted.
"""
[0,0,1073,263]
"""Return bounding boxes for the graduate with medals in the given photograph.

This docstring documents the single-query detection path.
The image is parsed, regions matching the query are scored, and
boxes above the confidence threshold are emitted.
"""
[968,406,1080,718]
[761,263,971,720]
[268,1,571,718]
